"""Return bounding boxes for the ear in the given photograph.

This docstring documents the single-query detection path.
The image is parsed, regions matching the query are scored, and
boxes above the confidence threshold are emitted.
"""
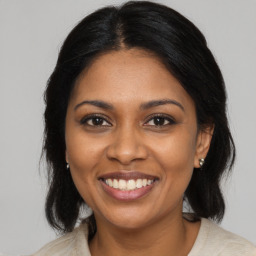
[65,150,69,163]
[194,125,214,168]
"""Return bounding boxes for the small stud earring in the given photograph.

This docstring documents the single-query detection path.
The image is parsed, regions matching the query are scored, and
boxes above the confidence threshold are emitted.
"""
[199,158,205,168]
[66,163,70,169]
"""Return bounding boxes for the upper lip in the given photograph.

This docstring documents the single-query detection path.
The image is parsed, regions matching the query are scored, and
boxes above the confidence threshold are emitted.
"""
[98,171,158,181]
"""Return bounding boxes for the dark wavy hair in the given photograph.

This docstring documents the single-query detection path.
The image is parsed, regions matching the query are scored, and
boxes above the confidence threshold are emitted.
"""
[43,1,235,236]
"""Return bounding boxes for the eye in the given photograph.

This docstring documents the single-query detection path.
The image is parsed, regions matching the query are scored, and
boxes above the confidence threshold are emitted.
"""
[80,115,111,127]
[144,114,176,127]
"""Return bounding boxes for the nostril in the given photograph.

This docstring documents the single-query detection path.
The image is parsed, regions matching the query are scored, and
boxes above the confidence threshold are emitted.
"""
[106,143,148,164]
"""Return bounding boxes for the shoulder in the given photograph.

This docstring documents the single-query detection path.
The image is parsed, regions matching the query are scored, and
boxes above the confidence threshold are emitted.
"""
[30,223,91,256]
[189,218,256,256]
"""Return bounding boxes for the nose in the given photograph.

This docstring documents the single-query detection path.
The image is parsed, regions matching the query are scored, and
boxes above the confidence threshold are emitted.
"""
[106,127,148,165]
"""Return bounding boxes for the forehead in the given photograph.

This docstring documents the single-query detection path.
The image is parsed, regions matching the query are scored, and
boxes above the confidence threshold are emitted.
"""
[70,49,194,109]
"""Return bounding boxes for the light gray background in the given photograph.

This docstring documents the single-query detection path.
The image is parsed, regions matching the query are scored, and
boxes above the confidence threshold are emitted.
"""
[0,0,255,254]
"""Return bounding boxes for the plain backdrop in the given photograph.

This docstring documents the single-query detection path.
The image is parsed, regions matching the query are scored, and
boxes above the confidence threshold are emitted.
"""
[0,0,255,254]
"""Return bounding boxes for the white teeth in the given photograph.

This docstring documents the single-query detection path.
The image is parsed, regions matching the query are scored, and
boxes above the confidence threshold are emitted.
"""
[107,179,113,187]
[103,178,154,191]
[119,179,127,190]
[142,179,147,186]
[127,180,136,190]
[113,179,118,188]
[136,179,142,188]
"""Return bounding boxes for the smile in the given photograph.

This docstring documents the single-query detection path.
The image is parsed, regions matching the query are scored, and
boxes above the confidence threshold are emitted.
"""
[98,172,158,201]
[103,178,154,191]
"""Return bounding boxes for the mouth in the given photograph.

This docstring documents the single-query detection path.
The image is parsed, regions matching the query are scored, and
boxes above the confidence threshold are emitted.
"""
[98,172,158,201]
[100,178,155,191]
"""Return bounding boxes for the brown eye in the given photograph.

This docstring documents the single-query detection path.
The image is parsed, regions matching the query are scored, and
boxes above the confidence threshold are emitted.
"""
[152,117,166,126]
[90,117,104,126]
[80,115,111,127]
[145,115,176,127]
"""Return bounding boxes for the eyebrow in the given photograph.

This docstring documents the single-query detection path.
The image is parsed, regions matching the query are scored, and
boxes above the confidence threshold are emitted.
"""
[74,98,184,112]
[74,100,113,111]
[140,99,185,112]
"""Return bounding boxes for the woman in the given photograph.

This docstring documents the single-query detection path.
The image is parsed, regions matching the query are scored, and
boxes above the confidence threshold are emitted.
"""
[33,1,256,255]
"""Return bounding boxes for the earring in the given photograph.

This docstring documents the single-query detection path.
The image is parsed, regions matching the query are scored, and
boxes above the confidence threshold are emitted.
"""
[66,163,70,169]
[199,158,205,168]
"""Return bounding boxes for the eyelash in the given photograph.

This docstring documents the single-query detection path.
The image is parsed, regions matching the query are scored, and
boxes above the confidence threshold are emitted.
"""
[80,114,111,127]
[144,114,176,127]
[80,114,176,128]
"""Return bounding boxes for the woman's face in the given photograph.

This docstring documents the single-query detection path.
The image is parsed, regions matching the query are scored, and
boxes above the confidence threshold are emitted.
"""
[65,49,211,230]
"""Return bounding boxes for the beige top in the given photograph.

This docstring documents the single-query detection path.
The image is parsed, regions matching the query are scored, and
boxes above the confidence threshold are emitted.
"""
[31,218,256,256]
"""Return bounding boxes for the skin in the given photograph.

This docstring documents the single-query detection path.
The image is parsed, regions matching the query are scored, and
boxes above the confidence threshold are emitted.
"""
[65,49,213,256]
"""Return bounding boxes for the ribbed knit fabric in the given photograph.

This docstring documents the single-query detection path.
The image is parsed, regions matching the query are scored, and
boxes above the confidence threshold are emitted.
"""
[31,218,256,256]
[188,218,256,256]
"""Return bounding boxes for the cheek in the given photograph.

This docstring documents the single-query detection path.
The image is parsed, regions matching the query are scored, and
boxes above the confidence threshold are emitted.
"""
[66,128,105,171]
[153,130,197,184]
[65,130,106,203]
[68,151,99,209]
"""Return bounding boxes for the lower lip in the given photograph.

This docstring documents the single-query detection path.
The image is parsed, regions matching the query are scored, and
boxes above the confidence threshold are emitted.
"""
[100,180,155,201]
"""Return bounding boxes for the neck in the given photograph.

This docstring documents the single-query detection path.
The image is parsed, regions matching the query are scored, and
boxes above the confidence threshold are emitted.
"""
[89,212,200,256]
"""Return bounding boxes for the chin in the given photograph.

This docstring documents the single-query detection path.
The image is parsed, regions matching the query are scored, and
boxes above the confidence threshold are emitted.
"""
[97,207,154,230]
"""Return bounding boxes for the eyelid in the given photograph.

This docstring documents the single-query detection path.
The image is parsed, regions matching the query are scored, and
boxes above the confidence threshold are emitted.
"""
[79,113,176,127]
[144,113,176,126]
[80,114,112,126]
